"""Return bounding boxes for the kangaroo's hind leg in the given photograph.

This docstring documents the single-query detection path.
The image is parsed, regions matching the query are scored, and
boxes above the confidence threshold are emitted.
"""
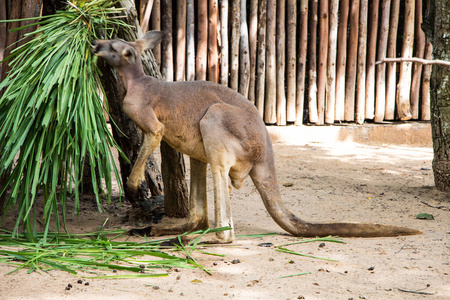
[131,157,210,237]
[198,103,257,243]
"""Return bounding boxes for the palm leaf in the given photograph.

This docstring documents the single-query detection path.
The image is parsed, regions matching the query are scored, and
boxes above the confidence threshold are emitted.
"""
[0,0,130,241]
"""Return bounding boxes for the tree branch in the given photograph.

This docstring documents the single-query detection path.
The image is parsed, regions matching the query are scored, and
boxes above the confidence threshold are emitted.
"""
[376,57,450,66]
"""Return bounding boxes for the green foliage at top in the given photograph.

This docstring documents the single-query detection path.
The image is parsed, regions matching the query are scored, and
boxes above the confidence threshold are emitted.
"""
[0,0,130,241]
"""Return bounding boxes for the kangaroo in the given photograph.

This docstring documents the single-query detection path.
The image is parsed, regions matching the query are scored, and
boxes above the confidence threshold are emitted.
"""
[91,31,421,243]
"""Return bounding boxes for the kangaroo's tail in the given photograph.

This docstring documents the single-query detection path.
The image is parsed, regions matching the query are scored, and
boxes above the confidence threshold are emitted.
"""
[250,160,421,238]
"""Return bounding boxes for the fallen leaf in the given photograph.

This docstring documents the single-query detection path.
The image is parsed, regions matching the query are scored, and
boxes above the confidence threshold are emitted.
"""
[191,279,203,284]
[415,213,434,220]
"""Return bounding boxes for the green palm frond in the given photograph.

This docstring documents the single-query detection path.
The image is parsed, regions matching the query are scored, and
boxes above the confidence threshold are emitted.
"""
[0,0,130,241]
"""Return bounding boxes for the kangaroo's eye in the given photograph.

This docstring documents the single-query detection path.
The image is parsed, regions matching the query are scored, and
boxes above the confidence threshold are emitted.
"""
[110,44,116,52]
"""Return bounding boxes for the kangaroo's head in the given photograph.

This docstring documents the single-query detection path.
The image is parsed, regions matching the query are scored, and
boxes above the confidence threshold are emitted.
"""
[91,31,164,68]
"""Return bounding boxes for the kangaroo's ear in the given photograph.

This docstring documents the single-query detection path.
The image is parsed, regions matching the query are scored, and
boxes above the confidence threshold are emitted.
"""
[122,46,137,64]
[136,31,165,52]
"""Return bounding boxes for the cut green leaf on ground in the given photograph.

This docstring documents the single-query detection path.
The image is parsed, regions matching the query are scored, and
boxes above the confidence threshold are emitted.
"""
[0,227,230,277]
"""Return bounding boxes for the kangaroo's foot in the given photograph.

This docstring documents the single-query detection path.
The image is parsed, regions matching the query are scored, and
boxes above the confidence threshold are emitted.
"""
[128,217,234,244]
[126,180,152,207]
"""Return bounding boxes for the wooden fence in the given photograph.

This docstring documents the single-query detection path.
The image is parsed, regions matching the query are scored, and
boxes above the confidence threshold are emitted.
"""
[138,0,432,125]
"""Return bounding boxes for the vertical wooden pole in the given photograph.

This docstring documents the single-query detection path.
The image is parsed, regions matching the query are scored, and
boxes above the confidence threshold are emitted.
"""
[139,0,147,26]
[161,0,173,81]
[255,0,267,117]
[317,0,328,125]
[286,0,297,123]
[345,0,360,122]
[239,0,250,96]
[197,0,208,81]
[265,0,277,124]
[335,0,349,122]
[276,0,286,125]
[421,39,432,121]
[140,0,154,32]
[385,0,400,120]
[295,0,308,125]
[365,0,379,120]
[230,0,241,91]
[248,0,258,102]
[150,0,161,66]
[325,0,338,124]
[374,0,391,123]
[396,0,415,121]
[186,0,195,81]
[308,0,319,124]
[410,0,426,119]
[176,0,186,82]
[356,0,368,124]
[208,0,219,83]
[220,0,229,86]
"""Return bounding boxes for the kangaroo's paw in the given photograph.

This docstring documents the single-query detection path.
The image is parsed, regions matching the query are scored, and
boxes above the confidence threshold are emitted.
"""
[128,225,154,236]
[126,180,151,207]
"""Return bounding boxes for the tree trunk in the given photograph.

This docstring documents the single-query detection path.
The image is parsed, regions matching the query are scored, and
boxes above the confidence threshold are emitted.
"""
[374,0,391,123]
[345,0,360,122]
[396,0,415,121]
[160,142,188,216]
[295,0,308,125]
[426,0,450,192]
[335,0,349,122]
[325,0,338,125]
[385,0,400,120]
[255,0,267,117]
[355,0,368,124]
[286,0,297,123]
[308,0,319,124]
[276,0,286,125]
[98,61,163,204]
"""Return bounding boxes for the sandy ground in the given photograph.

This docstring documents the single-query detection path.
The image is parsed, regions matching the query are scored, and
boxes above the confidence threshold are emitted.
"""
[0,136,449,299]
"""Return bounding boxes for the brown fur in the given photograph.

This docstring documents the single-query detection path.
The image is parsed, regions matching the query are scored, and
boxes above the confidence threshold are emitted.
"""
[92,31,421,243]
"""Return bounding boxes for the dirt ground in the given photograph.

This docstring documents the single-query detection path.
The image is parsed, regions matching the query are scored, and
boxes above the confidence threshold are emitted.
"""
[0,130,449,299]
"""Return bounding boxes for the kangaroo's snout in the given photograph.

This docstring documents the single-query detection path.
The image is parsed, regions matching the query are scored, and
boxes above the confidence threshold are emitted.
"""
[91,40,100,54]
